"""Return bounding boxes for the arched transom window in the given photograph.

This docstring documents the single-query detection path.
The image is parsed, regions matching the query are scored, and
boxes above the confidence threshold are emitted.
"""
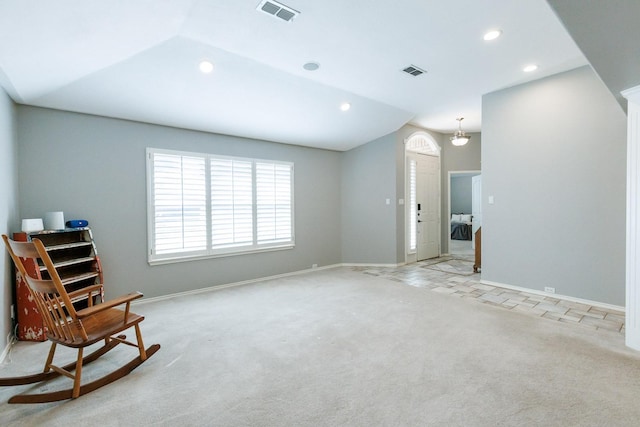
[405,132,440,156]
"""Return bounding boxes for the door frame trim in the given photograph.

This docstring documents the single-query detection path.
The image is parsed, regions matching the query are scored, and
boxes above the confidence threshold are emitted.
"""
[404,132,441,264]
[447,170,481,255]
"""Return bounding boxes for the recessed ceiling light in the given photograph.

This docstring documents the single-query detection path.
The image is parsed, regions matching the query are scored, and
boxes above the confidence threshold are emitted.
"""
[483,29,502,41]
[303,62,320,71]
[340,102,351,112]
[199,60,214,74]
[523,64,538,73]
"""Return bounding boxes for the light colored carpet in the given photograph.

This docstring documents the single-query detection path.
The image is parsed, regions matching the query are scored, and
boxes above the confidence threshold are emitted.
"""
[1,268,640,426]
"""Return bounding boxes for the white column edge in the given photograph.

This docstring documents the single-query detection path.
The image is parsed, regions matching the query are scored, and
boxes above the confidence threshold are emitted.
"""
[623,85,640,350]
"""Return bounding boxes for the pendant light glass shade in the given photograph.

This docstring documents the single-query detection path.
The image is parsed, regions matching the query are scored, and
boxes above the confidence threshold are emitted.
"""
[450,117,471,146]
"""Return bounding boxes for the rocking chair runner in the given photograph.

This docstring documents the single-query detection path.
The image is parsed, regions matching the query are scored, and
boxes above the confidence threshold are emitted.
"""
[1,235,160,404]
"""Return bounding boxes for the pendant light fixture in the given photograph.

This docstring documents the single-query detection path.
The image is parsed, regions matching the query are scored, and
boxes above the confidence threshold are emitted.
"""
[450,117,471,146]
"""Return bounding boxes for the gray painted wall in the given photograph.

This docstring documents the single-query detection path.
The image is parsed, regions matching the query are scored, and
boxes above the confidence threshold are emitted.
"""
[17,107,342,299]
[451,176,473,214]
[0,87,18,350]
[341,132,397,264]
[482,66,627,305]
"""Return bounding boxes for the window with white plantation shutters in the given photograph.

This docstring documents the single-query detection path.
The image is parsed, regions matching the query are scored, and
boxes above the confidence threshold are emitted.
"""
[147,148,294,264]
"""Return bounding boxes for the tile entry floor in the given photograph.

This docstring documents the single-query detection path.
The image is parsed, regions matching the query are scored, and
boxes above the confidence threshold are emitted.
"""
[350,255,625,335]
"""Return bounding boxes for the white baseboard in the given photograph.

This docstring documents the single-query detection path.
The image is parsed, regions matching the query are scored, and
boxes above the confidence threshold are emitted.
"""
[135,263,342,306]
[481,279,625,313]
[0,333,15,364]
[341,262,405,268]
[136,261,414,306]
[95,263,627,319]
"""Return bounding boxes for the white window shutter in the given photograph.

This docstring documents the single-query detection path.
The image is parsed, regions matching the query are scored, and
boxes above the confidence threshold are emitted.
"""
[211,158,254,247]
[409,159,417,252]
[256,162,292,244]
[152,153,207,254]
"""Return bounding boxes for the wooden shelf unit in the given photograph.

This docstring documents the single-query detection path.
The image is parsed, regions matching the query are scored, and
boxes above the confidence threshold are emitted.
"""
[13,227,104,341]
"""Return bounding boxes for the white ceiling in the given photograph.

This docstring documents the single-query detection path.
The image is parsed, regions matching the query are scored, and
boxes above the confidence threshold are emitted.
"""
[0,0,587,151]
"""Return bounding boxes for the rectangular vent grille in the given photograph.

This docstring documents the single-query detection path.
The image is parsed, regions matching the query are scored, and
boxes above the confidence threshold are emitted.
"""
[257,0,300,22]
[402,65,427,77]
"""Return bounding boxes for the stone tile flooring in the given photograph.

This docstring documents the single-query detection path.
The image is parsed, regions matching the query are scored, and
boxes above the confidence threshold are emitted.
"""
[350,256,625,335]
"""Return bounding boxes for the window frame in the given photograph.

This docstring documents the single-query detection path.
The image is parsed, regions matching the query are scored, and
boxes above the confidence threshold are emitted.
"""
[146,147,295,265]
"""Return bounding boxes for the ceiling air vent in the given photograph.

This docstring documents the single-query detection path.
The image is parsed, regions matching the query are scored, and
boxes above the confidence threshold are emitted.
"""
[257,0,300,22]
[402,65,427,77]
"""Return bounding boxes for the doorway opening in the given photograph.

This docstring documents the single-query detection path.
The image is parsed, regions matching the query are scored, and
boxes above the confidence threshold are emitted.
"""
[405,132,441,264]
[448,171,481,256]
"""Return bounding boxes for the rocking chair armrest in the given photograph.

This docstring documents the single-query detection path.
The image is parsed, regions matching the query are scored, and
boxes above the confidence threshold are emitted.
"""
[68,284,104,302]
[76,292,143,319]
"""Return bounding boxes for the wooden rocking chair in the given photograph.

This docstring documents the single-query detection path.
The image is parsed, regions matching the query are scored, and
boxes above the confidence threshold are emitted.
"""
[1,235,160,404]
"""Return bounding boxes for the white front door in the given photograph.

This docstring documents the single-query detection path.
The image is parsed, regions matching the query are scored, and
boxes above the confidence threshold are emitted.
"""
[416,154,440,260]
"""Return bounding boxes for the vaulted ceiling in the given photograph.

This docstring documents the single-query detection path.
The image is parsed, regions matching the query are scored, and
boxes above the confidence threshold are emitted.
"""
[547,0,640,112]
[0,1,587,151]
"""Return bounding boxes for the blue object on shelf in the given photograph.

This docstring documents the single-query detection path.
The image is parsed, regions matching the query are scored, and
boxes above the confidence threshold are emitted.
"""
[66,219,89,228]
